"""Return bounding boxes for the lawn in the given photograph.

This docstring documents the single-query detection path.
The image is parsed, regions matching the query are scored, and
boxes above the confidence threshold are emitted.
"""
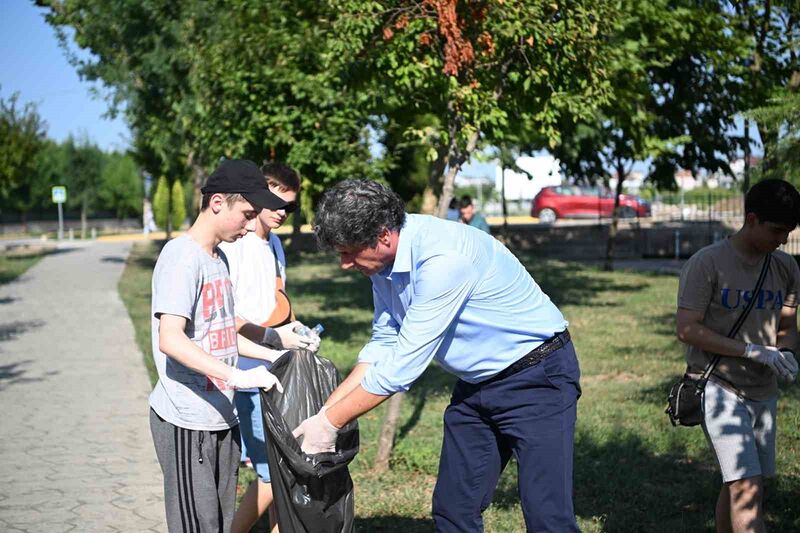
[0,249,46,285]
[119,241,800,532]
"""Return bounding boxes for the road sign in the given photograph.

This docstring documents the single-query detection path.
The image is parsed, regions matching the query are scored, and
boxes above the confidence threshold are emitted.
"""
[51,186,67,204]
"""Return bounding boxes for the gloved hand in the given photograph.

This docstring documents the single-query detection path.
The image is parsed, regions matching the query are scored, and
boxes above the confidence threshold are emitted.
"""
[292,406,339,454]
[226,367,284,393]
[269,321,319,351]
[293,322,322,352]
[778,349,799,383]
[744,344,795,381]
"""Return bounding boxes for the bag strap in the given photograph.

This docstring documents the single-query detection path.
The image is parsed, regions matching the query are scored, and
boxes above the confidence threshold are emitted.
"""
[698,253,772,386]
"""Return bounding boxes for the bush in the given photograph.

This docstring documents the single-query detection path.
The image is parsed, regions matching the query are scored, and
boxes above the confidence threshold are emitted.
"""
[152,175,169,230]
[171,179,186,230]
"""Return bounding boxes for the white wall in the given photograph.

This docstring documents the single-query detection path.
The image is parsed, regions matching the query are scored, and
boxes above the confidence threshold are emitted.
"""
[495,155,562,201]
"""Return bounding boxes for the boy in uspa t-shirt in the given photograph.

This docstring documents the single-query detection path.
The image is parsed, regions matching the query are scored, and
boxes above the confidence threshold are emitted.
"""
[676,179,800,533]
[149,159,288,533]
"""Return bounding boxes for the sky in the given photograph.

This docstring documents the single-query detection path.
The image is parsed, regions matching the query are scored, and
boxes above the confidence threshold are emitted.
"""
[0,1,130,152]
[0,1,756,182]
[0,1,503,178]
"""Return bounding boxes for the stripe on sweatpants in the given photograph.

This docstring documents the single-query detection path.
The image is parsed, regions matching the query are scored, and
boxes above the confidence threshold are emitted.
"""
[173,425,190,533]
[185,430,201,532]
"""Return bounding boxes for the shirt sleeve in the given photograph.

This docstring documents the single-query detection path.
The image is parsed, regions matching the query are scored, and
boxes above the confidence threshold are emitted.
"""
[271,234,288,286]
[784,255,800,307]
[677,252,714,312]
[357,285,400,364]
[152,254,198,322]
[361,252,480,395]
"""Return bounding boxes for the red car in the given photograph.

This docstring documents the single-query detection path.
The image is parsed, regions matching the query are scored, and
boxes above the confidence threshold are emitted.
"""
[531,186,651,223]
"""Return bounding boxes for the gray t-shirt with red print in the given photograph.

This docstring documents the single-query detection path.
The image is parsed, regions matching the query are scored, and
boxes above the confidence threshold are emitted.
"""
[149,234,239,430]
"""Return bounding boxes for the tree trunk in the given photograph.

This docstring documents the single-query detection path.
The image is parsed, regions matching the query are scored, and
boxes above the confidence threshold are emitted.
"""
[166,179,173,241]
[80,197,87,240]
[435,130,479,219]
[604,168,626,271]
[374,130,479,470]
[420,187,438,214]
[188,152,207,218]
[422,148,449,215]
[374,393,405,472]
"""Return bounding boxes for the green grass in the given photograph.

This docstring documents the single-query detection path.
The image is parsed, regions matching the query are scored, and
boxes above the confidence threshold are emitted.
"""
[0,250,45,285]
[118,243,800,532]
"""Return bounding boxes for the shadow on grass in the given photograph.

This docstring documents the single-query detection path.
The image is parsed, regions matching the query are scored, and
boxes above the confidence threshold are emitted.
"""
[399,364,457,439]
[354,516,434,532]
[488,430,717,532]
[518,257,652,308]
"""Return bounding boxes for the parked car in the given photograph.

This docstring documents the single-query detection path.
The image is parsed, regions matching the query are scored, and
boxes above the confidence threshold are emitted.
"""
[531,185,651,223]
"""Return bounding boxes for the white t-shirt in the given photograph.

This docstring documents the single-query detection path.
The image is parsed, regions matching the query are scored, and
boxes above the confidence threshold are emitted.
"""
[219,232,287,325]
[149,235,239,430]
[219,233,288,384]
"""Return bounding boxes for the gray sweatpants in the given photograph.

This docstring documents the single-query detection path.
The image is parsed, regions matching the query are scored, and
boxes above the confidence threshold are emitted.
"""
[150,409,241,533]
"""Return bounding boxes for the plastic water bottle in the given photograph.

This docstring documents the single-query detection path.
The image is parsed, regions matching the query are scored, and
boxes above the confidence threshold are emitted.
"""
[294,323,324,338]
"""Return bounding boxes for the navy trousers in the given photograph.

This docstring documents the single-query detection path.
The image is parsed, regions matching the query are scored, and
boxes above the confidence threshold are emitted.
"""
[432,341,581,533]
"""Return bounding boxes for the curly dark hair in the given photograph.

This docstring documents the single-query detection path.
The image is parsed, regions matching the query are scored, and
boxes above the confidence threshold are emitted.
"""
[314,179,406,249]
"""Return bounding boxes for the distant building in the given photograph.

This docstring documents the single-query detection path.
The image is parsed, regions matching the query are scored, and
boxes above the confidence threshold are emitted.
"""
[494,155,562,201]
[609,171,645,194]
[674,169,699,191]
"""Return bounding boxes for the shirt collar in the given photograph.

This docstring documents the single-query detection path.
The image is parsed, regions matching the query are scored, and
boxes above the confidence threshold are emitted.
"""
[388,213,417,275]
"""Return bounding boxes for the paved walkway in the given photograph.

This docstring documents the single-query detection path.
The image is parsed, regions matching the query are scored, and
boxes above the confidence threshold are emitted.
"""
[0,241,166,532]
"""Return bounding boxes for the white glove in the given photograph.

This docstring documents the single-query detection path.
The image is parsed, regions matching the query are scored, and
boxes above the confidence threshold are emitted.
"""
[294,322,321,352]
[226,367,284,393]
[744,344,795,381]
[272,321,319,351]
[291,406,339,454]
[778,349,799,383]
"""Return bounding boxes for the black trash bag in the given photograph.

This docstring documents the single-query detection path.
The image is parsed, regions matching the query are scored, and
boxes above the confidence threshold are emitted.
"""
[260,350,359,533]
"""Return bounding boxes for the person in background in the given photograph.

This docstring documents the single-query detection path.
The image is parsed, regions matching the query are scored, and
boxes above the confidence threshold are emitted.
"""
[676,179,800,533]
[458,195,490,233]
[220,162,319,533]
[446,197,460,221]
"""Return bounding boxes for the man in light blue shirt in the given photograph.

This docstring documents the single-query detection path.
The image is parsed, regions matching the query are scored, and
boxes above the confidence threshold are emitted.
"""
[292,179,581,532]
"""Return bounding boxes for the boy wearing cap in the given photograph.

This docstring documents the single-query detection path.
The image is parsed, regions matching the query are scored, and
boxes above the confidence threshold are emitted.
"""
[149,159,289,533]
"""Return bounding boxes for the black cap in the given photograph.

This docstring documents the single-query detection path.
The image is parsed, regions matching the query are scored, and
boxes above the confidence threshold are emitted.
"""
[201,159,287,210]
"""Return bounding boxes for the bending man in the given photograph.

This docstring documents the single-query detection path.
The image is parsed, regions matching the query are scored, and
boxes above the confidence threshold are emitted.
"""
[293,179,581,532]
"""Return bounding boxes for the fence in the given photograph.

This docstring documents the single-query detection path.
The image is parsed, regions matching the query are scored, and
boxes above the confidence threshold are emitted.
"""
[647,192,800,256]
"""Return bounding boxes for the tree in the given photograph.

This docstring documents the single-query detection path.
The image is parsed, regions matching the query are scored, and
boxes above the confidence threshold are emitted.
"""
[63,136,105,238]
[178,0,384,228]
[152,175,170,232]
[0,91,46,211]
[170,179,186,230]
[38,0,198,209]
[330,0,618,467]
[724,0,800,173]
[99,153,143,219]
[39,0,386,232]
[331,0,619,216]
[8,138,64,227]
[552,0,746,269]
[748,86,800,185]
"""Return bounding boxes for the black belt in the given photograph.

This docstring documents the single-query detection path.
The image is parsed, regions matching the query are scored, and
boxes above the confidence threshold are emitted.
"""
[485,329,571,384]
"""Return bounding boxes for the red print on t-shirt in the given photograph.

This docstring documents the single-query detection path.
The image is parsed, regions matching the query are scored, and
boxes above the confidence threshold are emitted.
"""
[201,278,233,320]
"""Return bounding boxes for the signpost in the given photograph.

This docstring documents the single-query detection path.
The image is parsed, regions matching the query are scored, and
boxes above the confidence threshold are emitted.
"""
[51,186,67,240]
